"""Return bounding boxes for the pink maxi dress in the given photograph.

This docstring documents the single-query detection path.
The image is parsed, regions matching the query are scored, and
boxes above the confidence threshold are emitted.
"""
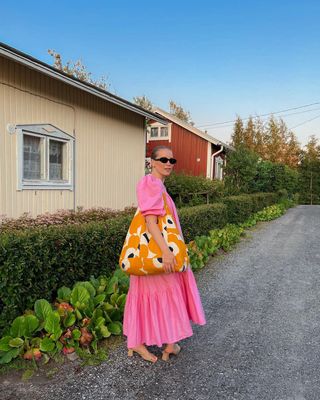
[123,174,206,348]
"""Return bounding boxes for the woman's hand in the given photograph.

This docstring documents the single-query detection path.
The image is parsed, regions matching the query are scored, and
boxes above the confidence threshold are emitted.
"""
[145,215,177,274]
[162,250,177,274]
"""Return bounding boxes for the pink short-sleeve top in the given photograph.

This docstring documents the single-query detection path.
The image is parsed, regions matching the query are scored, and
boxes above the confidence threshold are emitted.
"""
[136,174,184,240]
[136,174,166,217]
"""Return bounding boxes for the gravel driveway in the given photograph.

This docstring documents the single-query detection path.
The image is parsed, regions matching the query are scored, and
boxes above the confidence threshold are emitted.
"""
[2,205,320,400]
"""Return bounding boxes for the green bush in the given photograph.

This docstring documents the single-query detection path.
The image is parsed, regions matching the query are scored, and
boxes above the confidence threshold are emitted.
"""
[0,191,281,333]
[298,159,320,205]
[0,270,129,364]
[253,162,299,195]
[0,206,136,233]
[222,192,280,224]
[0,215,132,333]
[165,172,224,207]
[190,200,294,272]
[179,203,227,243]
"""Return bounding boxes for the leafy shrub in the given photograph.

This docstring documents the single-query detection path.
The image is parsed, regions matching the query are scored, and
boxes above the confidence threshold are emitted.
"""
[0,207,135,233]
[0,270,129,364]
[189,200,293,272]
[0,191,281,332]
[254,204,285,221]
[298,159,320,205]
[253,162,299,195]
[0,216,132,332]
[188,224,244,271]
[165,172,224,207]
[211,224,244,251]
[224,146,259,194]
[179,203,227,243]
[223,192,280,224]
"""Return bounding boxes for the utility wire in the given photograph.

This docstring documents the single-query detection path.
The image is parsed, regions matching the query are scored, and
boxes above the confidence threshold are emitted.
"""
[289,114,320,130]
[203,107,320,131]
[196,102,320,128]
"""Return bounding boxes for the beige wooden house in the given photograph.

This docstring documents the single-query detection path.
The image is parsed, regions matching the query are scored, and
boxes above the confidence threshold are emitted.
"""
[0,42,165,219]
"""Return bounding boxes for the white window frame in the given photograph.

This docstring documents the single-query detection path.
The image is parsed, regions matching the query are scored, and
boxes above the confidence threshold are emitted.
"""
[146,122,171,143]
[16,124,75,190]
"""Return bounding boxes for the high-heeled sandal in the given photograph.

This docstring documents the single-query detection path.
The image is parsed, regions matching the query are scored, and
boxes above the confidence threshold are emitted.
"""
[162,343,181,361]
[128,347,158,363]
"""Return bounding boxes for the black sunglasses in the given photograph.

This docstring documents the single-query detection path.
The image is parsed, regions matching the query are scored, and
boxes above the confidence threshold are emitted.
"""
[153,157,177,164]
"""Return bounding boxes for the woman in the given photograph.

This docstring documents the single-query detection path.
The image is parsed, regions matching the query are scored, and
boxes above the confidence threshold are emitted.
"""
[123,145,206,362]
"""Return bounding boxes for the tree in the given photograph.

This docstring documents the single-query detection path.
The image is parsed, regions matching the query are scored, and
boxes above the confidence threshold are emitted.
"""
[253,117,266,159]
[169,100,194,125]
[283,131,301,168]
[231,115,302,167]
[304,134,320,161]
[244,116,255,151]
[230,116,245,148]
[48,49,109,90]
[224,145,259,194]
[132,95,153,111]
[264,116,284,163]
[299,135,320,204]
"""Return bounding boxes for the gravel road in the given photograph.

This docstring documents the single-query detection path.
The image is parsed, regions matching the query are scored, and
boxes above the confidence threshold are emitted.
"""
[2,205,320,400]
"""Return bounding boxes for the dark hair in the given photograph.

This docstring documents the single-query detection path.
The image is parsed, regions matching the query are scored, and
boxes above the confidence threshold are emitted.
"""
[151,145,173,160]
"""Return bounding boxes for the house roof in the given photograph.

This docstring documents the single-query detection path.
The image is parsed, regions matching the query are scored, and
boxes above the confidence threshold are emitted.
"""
[154,108,233,150]
[0,42,167,124]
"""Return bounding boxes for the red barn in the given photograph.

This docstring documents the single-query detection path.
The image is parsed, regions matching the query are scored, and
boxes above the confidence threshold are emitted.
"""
[146,108,232,180]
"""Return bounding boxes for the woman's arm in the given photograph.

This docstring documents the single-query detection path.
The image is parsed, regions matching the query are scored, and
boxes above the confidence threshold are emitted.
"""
[145,215,176,273]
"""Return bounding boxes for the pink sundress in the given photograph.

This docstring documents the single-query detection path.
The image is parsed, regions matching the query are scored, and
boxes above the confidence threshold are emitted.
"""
[123,174,206,348]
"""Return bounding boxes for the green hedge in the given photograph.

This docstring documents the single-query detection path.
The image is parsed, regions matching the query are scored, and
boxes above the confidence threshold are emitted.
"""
[0,191,280,333]
[179,203,227,243]
[164,172,224,207]
[222,192,280,224]
[0,215,132,332]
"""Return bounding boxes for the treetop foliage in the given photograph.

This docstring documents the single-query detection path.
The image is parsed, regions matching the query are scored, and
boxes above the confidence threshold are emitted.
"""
[132,96,194,125]
[169,100,194,125]
[48,49,109,90]
[132,95,153,111]
[230,115,301,168]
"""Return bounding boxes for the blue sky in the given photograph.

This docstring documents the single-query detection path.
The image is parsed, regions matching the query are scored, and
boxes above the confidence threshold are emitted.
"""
[1,0,320,145]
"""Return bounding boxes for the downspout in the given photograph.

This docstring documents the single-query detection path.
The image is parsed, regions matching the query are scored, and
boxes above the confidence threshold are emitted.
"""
[211,145,224,180]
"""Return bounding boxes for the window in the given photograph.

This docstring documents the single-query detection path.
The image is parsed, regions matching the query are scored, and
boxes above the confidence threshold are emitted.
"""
[215,156,224,180]
[147,123,171,143]
[23,135,43,180]
[150,127,158,138]
[49,140,63,180]
[17,124,74,190]
[160,127,168,137]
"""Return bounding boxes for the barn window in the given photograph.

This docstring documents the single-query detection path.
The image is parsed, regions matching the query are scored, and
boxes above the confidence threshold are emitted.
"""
[17,124,74,190]
[150,127,158,137]
[147,123,171,143]
[214,156,224,180]
[160,127,168,137]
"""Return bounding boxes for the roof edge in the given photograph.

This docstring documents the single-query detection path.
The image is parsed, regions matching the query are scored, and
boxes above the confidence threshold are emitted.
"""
[0,42,167,124]
[154,108,233,149]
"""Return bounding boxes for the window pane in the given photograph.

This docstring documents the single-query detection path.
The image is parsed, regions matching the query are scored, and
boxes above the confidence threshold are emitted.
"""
[150,127,158,137]
[160,127,168,137]
[23,135,41,179]
[215,157,223,180]
[49,140,63,180]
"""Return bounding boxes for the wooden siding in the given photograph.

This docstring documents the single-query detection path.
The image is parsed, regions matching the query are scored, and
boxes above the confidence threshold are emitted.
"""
[0,56,145,218]
[146,123,208,176]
